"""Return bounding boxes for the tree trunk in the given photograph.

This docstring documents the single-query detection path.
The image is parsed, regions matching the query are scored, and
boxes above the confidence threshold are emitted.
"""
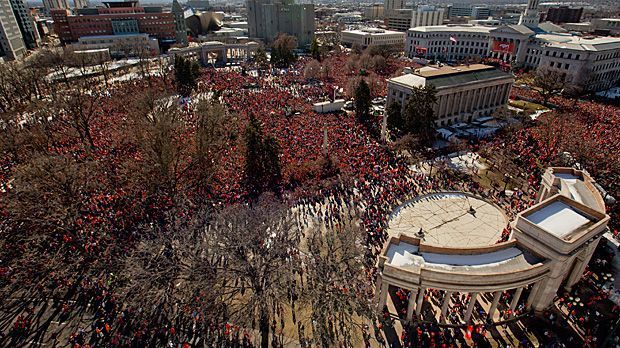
[260,311,269,348]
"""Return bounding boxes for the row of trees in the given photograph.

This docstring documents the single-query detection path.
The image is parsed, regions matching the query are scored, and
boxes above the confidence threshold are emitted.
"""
[353,77,438,145]
[0,46,374,347]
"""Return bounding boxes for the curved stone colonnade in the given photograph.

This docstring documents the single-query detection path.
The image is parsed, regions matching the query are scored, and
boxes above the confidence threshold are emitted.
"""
[375,167,611,325]
[169,41,260,66]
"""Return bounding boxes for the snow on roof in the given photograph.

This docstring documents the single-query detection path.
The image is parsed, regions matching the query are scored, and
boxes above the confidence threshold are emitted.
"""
[525,201,591,238]
[409,24,495,33]
[386,241,534,272]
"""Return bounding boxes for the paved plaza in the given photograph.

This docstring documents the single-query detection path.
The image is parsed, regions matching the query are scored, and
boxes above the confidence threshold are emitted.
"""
[388,193,508,248]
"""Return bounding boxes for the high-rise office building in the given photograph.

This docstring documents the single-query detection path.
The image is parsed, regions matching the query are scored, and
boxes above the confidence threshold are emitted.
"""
[43,0,70,13]
[470,6,490,20]
[172,0,188,46]
[544,6,582,24]
[384,0,404,14]
[10,0,40,49]
[0,0,26,60]
[411,5,444,27]
[247,0,315,46]
[519,0,540,28]
[74,0,89,9]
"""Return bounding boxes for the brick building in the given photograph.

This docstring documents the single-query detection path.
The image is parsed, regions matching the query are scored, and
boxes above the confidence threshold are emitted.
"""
[52,1,177,46]
[544,6,582,25]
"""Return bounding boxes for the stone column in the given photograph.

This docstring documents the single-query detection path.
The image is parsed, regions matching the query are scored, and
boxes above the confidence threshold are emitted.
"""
[376,277,389,313]
[415,287,425,316]
[446,93,454,117]
[439,94,447,118]
[480,86,488,109]
[526,281,541,308]
[565,237,601,290]
[406,288,418,322]
[494,85,502,106]
[488,290,502,321]
[473,88,481,111]
[458,91,466,120]
[509,287,523,317]
[440,290,452,323]
[464,292,478,323]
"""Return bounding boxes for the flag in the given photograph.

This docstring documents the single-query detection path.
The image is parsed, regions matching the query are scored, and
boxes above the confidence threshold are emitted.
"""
[450,36,458,43]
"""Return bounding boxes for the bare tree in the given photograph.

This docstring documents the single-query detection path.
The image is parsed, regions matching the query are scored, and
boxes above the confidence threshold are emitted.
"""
[301,213,374,347]
[526,67,570,106]
[207,196,302,348]
[124,93,189,195]
[303,59,321,80]
[120,206,223,344]
[0,155,108,300]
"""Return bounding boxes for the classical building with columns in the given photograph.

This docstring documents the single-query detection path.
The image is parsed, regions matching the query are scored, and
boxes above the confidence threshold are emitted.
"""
[387,64,513,127]
[404,0,620,91]
[375,167,610,324]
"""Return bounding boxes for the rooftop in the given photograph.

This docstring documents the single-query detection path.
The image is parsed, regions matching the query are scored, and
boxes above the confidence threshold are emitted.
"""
[343,28,404,36]
[385,240,543,274]
[409,24,495,33]
[387,193,508,248]
[525,201,593,239]
[535,33,620,51]
[389,64,512,89]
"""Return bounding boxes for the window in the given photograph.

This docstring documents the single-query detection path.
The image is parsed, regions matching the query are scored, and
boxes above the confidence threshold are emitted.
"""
[550,61,554,67]
[565,63,570,69]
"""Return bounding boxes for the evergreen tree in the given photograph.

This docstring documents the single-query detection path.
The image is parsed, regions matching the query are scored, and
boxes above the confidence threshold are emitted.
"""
[354,79,372,124]
[262,135,282,190]
[245,115,265,196]
[244,115,283,197]
[403,85,437,145]
[174,56,200,97]
[270,34,297,68]
[254,48,269,70]
[310,37,321,62]
[386,101,404,132]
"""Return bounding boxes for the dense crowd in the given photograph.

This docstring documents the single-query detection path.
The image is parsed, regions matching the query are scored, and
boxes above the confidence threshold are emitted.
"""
[0,50,619,347]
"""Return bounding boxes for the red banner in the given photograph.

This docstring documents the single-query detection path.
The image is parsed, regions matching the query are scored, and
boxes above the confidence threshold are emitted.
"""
[492,41,515,54]
[415,46,428,55]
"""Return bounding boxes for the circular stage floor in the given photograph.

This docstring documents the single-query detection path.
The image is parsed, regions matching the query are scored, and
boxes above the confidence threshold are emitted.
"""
[387,192,508,248]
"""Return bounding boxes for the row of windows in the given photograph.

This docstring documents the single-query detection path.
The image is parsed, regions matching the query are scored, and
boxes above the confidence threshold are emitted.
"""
[410,40,488,48]
[594,51,620,61]
[593,61,620,71]
[545,50,580,60]
[549,61,570,70]
[408,32,487,39]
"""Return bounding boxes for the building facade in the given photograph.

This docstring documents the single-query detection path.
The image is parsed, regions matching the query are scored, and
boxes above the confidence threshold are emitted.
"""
[43,0,70,13]
[386,9,413,32]
[0,0,26,60]
[74,0,89,10]
[387,64,513,127]
[364,4,384,20]
[171,0,188,46]
[10,0,40,50]
[544,6,582,24]
[411,6,444,28]
[246,0,315,46]
[52,1,178,47]
[341,28,404,49]
[384,0,404,14]
[68,33,159,57]
[406,25,492,61]
[405,9,620,92]
[376,167,610,323]
[471,6,491,20]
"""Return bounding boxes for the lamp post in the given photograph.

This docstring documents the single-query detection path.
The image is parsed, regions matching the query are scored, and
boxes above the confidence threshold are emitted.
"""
[503,173,511,193]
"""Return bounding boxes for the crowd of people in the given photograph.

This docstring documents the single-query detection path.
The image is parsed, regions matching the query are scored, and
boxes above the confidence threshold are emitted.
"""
[0,48,619,347]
